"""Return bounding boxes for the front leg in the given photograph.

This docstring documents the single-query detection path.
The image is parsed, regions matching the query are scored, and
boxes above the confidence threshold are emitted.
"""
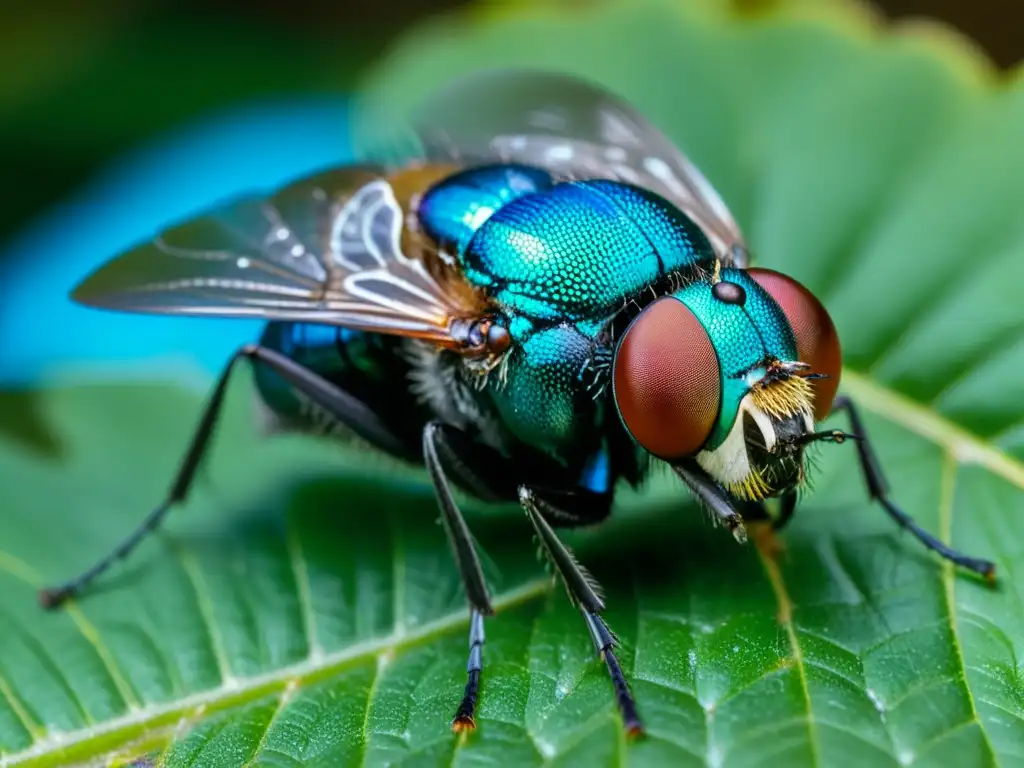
[422,430,619,732]
[830,396,995,580]
[519,485,643,736]
[673,460,748,543]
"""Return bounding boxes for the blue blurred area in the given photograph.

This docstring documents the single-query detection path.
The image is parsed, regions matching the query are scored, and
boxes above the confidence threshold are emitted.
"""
[0,96,352,388]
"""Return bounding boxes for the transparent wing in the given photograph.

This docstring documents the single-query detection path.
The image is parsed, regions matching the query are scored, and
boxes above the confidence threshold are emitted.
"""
[73,167,484,345]
[366,69,747,265]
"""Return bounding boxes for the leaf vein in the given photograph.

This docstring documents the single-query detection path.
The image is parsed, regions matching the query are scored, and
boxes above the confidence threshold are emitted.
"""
[908,716,984,766]
[389,509,407,638]
[359,653,388,768]
[939,452,1001,766]
[0,578,551,767]
[242,680,297,767]
[0,668,43,745]
[171,544,234,686]
[5,616,97,728]
[721,715,893,763]
[840,371,1024,489]
[753,541,821,767]
[285,514,320,659]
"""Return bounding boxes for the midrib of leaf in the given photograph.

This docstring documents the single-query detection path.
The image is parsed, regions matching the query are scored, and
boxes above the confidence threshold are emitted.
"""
[839,369,1024,490]
[754,541,821,766]
[3,370,1021,766]
[0,579,552,768]
[936,452,999,766]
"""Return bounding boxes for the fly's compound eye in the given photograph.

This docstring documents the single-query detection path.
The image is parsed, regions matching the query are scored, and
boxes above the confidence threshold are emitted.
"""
[748,268,842,420]
[612,297,720,460]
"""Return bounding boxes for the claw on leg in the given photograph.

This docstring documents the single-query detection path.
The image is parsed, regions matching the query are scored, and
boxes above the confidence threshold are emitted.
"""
[451,712,476,734]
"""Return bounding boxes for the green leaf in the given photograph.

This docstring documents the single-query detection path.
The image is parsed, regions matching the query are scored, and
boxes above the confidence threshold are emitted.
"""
[3,1,1024,765]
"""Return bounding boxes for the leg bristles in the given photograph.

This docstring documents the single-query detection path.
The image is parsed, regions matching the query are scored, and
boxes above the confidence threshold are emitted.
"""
[598,629,644,736]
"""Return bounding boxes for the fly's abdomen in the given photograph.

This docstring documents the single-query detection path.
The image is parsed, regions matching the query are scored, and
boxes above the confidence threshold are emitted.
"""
[254,322,424,452]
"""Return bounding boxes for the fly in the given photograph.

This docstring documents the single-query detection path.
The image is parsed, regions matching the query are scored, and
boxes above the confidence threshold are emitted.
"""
[39,70,996,737]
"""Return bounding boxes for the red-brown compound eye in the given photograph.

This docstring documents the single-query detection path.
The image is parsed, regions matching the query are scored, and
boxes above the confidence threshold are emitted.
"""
[612,297,720,459]
[748,268,842,420]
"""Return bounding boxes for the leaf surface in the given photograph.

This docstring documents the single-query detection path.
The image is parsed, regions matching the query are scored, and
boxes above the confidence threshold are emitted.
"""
[2,1,1023,765]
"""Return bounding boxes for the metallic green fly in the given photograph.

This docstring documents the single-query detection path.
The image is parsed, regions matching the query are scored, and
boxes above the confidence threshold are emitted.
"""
[40,70,996,736]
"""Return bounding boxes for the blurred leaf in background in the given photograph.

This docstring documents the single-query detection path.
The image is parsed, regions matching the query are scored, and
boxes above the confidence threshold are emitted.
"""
[0,0,472,245]
[0,0,1017,390]
[0,0,464,448]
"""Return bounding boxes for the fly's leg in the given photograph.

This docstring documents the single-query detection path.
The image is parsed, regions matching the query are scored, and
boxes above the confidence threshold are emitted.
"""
[830,396,996,580]
[519,486,643,736]
[770,490,798,531]
[39,344,410,609]
[777,491,797,529]
[422,422,495,733]
[420,429,614,732]
[673,461,748,543]
[521,485,613,528]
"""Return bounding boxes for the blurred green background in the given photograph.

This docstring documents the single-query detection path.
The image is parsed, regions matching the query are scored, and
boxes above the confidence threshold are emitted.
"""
[1,0,1019,252]
[0,0,1019,392]
[1,0,465,249]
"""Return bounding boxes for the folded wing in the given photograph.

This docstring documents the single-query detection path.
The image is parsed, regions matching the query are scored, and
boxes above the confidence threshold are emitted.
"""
[73,167,487,346]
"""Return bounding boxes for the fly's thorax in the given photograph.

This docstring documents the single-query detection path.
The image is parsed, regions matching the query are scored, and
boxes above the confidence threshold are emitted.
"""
[416,163,555,254]
[611,266,842,501]
[462,180,717,321]
[483,320,608,466]
[418,170,717,323]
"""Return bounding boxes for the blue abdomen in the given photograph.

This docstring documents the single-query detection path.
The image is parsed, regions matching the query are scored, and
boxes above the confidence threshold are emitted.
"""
[254,322,427,455]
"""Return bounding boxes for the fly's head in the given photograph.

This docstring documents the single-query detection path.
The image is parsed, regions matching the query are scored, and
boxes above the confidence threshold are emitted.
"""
[707,360,822,501]
[611,267,843,503]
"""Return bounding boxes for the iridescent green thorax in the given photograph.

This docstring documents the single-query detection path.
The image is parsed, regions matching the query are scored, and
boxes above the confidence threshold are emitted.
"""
[668,268,798,449]
[489,321,605,462]
[420,167,717,324]
[417,166,721,466]
[463,179,715,322]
